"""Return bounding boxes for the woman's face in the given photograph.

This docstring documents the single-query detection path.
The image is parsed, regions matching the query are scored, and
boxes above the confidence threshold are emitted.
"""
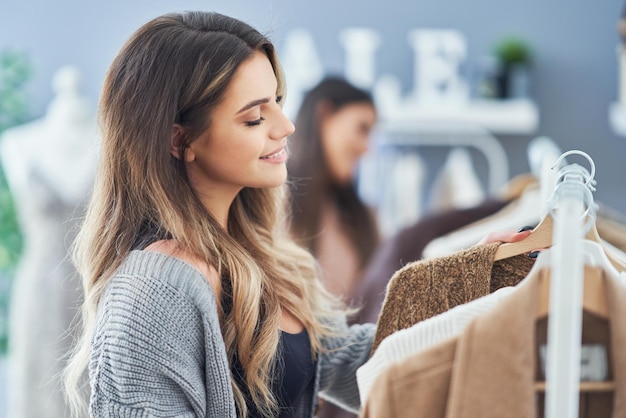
[320,102,376,184]
[184,51,295,204]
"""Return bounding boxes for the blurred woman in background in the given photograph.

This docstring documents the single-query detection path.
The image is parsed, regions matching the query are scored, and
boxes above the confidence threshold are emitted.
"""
[288,76,379,307]
[287,77,379,418]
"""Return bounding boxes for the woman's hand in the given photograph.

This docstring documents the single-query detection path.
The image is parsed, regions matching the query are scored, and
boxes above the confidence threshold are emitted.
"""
[478,225,534,245]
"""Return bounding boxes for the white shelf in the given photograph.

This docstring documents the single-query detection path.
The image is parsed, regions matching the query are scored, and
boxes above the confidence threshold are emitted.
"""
[609,102,626,136]
[381,98,539,135]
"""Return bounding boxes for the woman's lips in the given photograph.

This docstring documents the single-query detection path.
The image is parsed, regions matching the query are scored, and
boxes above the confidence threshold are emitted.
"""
[260,147,287,162]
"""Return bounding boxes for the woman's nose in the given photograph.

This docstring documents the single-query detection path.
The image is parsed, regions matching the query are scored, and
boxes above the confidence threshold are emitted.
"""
[271,110,295,139]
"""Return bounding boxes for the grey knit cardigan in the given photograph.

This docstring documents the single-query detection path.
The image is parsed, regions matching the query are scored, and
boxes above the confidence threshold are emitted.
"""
[89,250,375,417]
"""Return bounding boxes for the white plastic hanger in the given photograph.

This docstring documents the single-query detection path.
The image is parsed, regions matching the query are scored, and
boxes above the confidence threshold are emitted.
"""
[493,151,626,271]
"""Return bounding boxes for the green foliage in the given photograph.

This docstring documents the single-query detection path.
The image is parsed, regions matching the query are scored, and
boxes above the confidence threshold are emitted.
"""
[0,49,30,271]
[0,49,32,355]
[493,36,532,67]
[0,166,22,270]
[0,50,32,133]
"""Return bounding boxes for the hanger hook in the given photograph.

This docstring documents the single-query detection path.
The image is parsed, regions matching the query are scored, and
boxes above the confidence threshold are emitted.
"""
[550,150,596,189]
[547,180,596,236]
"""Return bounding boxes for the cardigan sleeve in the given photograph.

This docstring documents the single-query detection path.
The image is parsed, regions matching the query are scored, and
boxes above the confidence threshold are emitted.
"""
[88,272,213,417]
[317,320,376,413]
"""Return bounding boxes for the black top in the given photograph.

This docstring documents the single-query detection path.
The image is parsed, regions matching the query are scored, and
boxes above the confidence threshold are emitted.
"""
[232,329,316,417]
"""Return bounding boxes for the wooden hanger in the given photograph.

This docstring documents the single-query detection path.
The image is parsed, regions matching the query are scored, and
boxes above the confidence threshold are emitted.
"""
[493,211,553,261]
[493,211,626,272]
[535,264,608,320]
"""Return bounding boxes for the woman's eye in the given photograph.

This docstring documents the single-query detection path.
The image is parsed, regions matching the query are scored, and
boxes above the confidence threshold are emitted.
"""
[246,117,265,127]
[276,95,283,104]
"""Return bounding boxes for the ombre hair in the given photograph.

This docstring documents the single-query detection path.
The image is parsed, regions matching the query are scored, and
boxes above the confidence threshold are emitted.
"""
[64,11,342,418]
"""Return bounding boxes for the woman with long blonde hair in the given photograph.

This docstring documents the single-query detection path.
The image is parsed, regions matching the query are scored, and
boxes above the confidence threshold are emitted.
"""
[64,11,375,418]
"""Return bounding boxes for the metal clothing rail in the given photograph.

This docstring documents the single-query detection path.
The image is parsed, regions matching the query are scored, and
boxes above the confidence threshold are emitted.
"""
[545,150,597,418]
[376,120,509,194]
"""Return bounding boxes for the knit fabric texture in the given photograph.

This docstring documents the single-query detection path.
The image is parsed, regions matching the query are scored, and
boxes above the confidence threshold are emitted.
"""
[89,250,375,417]
[372,243,535,353]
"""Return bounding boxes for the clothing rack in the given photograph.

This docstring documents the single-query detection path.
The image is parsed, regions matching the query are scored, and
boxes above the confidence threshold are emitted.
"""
[544,150,597,418]
[362,121,510,237]
[376,121,509,193]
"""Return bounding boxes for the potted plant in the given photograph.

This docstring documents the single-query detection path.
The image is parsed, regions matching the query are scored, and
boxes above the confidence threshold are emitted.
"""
[492,36,532,99]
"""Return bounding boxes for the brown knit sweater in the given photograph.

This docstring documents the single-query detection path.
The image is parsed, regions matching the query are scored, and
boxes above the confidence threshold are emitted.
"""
[372,242,536,353]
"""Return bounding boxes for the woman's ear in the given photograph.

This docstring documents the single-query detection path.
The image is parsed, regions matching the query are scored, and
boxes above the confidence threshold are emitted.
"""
[170,124,194,162]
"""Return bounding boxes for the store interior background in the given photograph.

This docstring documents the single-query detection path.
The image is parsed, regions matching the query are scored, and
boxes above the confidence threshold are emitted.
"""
[0,0,625,416]
[2,1,626,207]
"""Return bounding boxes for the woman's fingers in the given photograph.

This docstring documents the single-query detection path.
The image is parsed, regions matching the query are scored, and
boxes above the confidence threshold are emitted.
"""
[478,227,533,245]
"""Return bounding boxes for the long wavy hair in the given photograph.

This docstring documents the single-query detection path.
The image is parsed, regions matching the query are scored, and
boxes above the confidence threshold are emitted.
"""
[64,11,342,418]
[288,77,379,268]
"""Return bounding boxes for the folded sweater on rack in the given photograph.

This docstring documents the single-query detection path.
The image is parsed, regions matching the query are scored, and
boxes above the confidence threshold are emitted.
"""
[372,242,536,353]
[352,198,510,325]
